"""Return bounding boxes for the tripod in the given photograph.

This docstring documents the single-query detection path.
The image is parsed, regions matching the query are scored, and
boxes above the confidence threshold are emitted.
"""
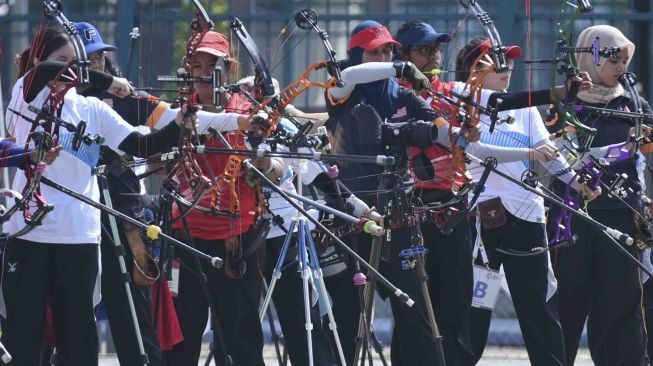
[97,172,149,366]
[202,131,414,366]
[259,165,347,366]
[351,169,446,366]
[352,235,388,366]
[345,102,447,364]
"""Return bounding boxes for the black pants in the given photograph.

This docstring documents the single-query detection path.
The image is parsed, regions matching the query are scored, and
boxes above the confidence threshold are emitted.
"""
[553,208,646,366]
[325,228,440,366]
[264,235,336,365]
[644,277,653,362]
[470,212,565,366]
[163,230,264,366]
[420,192,474,366]
[100,225,165,366]
[1,239,99,366]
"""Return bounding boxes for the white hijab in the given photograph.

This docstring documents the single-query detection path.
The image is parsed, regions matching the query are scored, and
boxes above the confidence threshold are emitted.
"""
[576,25,635,104]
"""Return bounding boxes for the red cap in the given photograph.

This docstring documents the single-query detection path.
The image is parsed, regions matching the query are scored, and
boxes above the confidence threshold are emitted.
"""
[194,31,231,58]
[348,26,401,51]
[480,39,522,59]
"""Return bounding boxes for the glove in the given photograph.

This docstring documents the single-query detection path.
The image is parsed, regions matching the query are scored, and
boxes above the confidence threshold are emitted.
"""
[393,61,430,92]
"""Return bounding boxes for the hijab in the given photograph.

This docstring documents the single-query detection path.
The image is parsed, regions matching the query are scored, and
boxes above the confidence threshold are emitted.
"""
[576,25,635,104]
[347,20,400,120]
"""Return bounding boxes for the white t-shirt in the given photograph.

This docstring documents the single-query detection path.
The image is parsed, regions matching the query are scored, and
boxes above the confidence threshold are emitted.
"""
[452,83,549,223]
[5,76,135,244]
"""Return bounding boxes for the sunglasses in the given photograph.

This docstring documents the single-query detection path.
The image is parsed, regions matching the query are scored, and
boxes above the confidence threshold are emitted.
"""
[411,44,444,57]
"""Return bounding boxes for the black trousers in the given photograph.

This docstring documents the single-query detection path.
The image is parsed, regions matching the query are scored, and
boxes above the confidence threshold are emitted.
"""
[100,226,165,366]
[553,208,646,366]
[1,239,99,366]
[644,277,653,362]
[422,212,475,365]
[325,228,440,366]
[469,212,565,366]
[264,235,336,365]
[163,230,264,366]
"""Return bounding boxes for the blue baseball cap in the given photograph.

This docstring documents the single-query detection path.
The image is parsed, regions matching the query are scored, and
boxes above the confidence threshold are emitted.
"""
[74,22,117,54]
[396,22,450,48]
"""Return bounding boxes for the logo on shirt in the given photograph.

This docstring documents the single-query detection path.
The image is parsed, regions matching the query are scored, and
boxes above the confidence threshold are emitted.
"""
[7,262,17,273]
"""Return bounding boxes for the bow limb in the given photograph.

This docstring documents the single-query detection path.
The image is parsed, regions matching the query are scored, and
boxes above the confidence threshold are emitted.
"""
[230,17,276,98]
[546,0,596,154]
[231,65,336,211]
[618,72,645,155]
[293,9,344,87]
[218,14,341,214]
[447,51,495,191]
[438,0,508,198]
[42,0,90,85]
[459,0,509,73]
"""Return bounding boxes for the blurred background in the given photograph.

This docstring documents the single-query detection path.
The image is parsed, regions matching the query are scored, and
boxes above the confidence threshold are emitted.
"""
[1,0,651,362]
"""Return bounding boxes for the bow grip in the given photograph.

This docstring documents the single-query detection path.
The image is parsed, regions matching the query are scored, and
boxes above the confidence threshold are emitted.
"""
[326,61,344,87]
[565,78,581,105]
[72,120,86,151]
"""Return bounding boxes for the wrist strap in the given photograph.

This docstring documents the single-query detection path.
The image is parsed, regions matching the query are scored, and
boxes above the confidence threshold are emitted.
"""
[393,61,405,79]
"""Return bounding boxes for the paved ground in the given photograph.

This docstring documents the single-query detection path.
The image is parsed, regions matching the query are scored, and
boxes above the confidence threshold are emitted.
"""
[96,346,594,365]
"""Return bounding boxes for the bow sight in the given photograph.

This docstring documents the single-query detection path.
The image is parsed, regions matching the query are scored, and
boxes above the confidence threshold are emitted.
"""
[524,37,620,67]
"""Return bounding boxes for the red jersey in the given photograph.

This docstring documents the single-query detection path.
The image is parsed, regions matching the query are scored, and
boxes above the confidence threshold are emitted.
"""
[171,94,257,239]
[404,77,465,191]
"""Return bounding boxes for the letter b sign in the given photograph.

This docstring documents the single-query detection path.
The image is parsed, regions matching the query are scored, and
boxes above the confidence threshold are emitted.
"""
[473,281,488,299]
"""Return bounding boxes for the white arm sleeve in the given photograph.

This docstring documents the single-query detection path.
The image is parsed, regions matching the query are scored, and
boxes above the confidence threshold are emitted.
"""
[153,107,240,132]
[196,111,240,133]
[465,142,530,162]
[329,62,396,100]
